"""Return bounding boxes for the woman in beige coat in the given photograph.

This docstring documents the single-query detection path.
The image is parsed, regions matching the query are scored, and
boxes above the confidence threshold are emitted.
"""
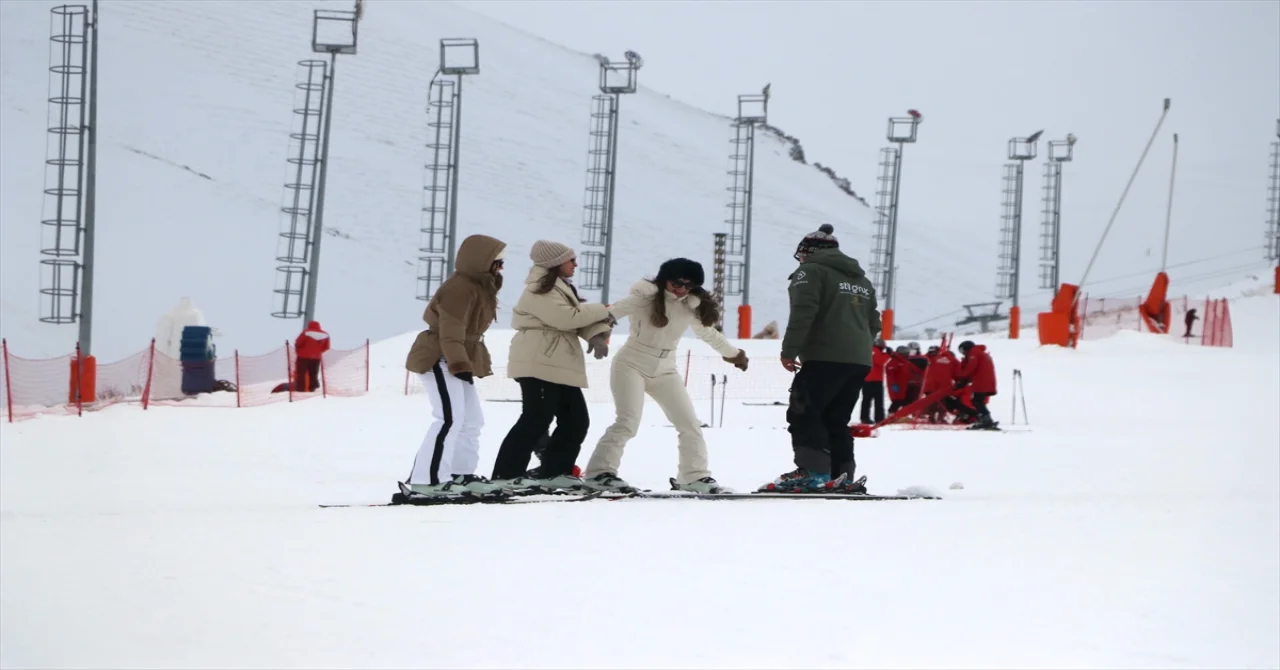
[582,258,749,494]
[490,240,615,491]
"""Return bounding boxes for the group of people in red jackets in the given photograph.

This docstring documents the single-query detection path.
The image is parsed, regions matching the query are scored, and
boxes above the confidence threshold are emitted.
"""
[858,337,998,430]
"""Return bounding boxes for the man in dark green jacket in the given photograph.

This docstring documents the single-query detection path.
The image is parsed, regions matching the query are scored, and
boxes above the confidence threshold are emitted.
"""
[763,224,881,494]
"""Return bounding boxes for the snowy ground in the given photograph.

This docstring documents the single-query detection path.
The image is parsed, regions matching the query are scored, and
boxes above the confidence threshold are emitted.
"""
[2,291,1278,669]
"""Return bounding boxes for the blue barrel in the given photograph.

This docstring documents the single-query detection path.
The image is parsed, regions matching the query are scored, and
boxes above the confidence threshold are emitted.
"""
[180,360,217,395]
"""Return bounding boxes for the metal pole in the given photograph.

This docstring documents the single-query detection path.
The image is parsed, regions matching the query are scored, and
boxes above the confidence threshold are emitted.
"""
[601,93,621,304]
[445,75,463,276]
[303,51,337,325]
[742,122,756,306]
[1011,161,1024,308]
[884,145,904,311]
[1160,133,1178,272]
[1078,98,1170,290]
[78,0,99,356]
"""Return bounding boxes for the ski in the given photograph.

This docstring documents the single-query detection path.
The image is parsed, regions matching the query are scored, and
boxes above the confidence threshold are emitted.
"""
[623,491,939,501]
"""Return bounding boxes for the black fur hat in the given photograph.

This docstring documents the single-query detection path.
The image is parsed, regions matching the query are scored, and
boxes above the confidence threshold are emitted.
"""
[655,258,705,287]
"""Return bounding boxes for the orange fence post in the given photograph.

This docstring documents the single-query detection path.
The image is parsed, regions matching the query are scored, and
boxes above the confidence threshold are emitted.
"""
[737,304,752,339]
[1008,305,1021,340]
[881,309,895,341]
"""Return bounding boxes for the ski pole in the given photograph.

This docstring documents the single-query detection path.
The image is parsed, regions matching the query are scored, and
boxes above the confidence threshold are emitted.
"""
[710,374,716,428]
[1011,369,1018,424]
[1018,370,1029,424]
[718,374,727,428]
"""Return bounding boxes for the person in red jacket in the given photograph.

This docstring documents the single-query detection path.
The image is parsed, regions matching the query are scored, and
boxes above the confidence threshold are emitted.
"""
[294,320,331,392]
[884,345,914,416]
[920,344,960,423]
[859,338,891,424]
[954,340,998,430]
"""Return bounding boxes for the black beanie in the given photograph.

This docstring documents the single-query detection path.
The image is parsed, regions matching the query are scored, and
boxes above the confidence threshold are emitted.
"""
[655,258,705,287]
[794,223,839,261]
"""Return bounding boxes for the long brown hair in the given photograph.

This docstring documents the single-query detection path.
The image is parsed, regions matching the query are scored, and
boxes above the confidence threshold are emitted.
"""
[647,279,721,329]
[531,266,583,302]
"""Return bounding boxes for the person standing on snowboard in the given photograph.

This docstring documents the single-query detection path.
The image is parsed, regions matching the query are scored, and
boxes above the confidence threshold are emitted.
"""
[766,224,880,494]
[581,258,749,494]
[490,240,615,490]
[402,234,507,497]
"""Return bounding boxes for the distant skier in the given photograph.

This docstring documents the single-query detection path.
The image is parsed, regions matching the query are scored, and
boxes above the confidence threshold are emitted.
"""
[954,340,998,430]
[765,224,880,493]
[293,320,330,393]
[490,240,614,490]
[402,234,508,497]
[884,345,913,416]
[581,258,748,494]
[1183,308,1198,339]
[858,338,891,425]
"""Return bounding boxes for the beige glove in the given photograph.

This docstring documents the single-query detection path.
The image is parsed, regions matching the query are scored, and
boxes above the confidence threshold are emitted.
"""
[723,349,748,371]
[587,334,609,360]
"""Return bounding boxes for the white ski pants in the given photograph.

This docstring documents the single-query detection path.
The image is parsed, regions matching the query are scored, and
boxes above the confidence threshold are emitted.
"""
[408,361,484,485]
[585,344,710,484]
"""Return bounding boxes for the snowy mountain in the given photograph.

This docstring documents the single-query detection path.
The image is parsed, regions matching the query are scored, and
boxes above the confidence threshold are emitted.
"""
[0,0,984,362]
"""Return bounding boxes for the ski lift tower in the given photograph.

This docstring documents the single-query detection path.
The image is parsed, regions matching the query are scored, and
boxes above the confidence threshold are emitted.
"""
[1039,133,1077,298]
[995,129,1043,339]
[578,51,642,304]
[868,109,922,340]
[1267,118,1280,265]
[723,86,769,338]
[38,2,99,349]
[416,37,480,301]
[272,2,360,325]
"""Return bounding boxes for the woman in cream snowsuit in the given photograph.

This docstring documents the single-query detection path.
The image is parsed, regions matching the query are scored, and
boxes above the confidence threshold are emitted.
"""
[582,258,749,494]
[491,241,615,490]
[402,234,506,497]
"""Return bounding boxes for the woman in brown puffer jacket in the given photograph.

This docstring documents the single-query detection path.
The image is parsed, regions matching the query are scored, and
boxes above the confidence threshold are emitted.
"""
[401,234,506,498]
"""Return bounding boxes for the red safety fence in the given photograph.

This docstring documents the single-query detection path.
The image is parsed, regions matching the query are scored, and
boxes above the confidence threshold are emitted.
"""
[1,338,369,422]
[1078,294,1233,346]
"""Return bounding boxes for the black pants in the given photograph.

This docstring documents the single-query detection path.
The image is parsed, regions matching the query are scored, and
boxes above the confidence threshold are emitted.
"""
[492,378,589,479]
[859,380,885,424]
[971,392,993,421]
[786,361,870,479]
[296,358,321,392]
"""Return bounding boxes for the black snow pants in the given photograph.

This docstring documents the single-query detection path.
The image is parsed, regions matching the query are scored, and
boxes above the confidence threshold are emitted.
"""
[786,361,870,480]
[492,377,589,479]
[859,380,885,424]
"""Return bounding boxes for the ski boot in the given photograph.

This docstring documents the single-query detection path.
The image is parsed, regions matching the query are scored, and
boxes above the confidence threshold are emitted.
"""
[966,416,1000,431]
[445,474,506,496]
[669,476,732,494]
[507,467,586,494]
[580,472,640,494]
[396,480,472,504]
[820,473,868,495]
[757,468,831,493]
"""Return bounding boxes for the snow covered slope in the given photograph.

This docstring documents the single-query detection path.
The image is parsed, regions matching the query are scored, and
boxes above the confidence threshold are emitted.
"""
[1,0,994,362]
[2,291,1277,668]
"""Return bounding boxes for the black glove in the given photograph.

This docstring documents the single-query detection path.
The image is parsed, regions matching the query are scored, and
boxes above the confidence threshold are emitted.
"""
[456,372,474,384]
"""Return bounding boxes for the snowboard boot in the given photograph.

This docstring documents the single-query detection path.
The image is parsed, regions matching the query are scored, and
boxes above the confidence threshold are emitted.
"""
[758,467,831,493]
[580,472,639,494]
[670,476,732,494]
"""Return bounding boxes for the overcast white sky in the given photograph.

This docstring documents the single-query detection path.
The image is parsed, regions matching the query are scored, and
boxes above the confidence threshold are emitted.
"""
[458,0,1279,321]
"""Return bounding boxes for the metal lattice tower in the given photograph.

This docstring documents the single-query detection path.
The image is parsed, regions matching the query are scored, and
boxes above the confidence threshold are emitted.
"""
[270,5,359,324]
[1039,134,1077,292]
[868,110,922,312]
[416,76,456,300]
[995,131,1043,308]
[39,2,98,355]
[712,233,727,332]
[577,51,642,304]
[272,59,327,319]
[723,88,768,307]
[1267,118,1280,262]
[578,93,615,292]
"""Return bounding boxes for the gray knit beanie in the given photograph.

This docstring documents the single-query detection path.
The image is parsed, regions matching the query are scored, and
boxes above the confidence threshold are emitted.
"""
[530,240,576,269]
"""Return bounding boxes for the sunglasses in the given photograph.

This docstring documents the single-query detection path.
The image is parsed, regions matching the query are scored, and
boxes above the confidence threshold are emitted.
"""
[668,279,698,290]
[492,259,505,268]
